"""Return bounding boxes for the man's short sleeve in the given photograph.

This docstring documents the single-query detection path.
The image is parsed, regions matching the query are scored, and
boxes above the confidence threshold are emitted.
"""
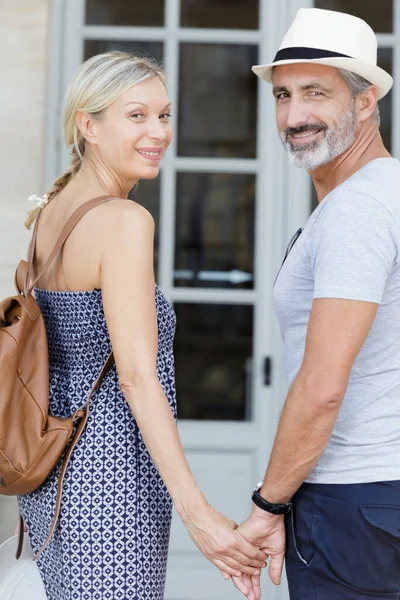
[310,192,398,303]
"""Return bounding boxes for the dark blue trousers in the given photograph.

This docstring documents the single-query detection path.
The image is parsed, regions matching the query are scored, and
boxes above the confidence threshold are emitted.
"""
[285,481,400,600]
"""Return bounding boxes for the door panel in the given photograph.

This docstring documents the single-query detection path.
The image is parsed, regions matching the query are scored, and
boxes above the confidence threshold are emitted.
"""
[174,173,255,291]
[180,0,259,30]
[178,44,258,159]
[174,303,253,421]
[85,0,165,26]
[314,0,393,32]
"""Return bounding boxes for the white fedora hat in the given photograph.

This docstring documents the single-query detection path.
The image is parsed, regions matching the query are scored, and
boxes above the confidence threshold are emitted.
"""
[252,8,393,100]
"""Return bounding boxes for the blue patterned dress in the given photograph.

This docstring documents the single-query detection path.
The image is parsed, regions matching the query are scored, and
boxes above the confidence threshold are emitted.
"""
[18,286,177,600]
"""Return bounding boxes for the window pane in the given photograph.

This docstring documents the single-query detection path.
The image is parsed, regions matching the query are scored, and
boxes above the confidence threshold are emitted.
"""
[174,173,255,289]
[129,178,161,279]
[174,303,253,421]
[178,44,258,158]
[85,0,164,27]
[84,40,163,64]
[314,0,392,33]
[180,0,259,30]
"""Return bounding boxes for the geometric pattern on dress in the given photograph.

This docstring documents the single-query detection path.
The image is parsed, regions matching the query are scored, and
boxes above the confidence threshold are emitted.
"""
[18,285,177,600]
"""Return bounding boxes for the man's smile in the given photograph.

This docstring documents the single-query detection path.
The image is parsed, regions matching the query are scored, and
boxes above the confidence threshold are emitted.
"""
[289,128,324,143]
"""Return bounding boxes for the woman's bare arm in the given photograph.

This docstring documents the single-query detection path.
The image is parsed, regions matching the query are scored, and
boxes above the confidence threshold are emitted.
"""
[100,200,266,579]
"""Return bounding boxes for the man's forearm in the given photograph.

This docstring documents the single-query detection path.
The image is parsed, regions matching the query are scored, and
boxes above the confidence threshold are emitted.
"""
[260,371,344,503]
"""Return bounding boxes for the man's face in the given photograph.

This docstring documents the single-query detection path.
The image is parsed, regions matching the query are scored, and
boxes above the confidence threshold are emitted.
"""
[273,63,357,170]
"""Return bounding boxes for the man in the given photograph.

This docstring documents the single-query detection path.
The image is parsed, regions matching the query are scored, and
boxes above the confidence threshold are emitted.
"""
[232,8,400,600]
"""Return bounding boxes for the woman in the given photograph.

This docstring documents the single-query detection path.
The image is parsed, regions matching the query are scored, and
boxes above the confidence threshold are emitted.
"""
[18,51,266,600]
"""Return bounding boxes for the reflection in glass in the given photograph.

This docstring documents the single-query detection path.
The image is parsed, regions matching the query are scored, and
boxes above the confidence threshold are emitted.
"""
[129,178,161,279]
[174,173,255,289]
[174,303,253,421]
[85,0,164,27]
[84,41,163,64]
[178,44,258,158]
[180,0,259,30]
[314,0,392,33]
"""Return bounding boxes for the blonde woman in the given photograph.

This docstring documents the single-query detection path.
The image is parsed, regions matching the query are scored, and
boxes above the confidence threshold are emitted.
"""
[18,52,266,600]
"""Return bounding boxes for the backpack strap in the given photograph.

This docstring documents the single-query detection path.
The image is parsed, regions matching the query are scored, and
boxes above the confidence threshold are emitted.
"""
[15,513,25,560]
[27,350,116,561]
[15,260,29,295]
[24,195,118,297]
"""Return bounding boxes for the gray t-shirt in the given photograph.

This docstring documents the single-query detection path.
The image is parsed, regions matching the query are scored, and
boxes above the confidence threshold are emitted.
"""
[273,158,400,484]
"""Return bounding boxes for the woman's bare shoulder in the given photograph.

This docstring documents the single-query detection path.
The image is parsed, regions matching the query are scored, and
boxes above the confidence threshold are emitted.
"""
[95,197,153,219]
[91,197,155,240]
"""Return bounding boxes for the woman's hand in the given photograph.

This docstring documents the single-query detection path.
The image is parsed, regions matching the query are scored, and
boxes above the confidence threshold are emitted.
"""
[183,503,268,577]
[230,573,261,600]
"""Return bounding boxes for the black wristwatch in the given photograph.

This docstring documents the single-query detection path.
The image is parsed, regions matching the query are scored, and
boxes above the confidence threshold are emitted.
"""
[251,482,292,515]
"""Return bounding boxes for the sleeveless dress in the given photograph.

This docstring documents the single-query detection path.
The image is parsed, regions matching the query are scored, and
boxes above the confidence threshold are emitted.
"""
[17,286,177,600]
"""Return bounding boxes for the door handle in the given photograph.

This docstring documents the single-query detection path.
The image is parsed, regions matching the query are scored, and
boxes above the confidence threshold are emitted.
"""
[263,357,272,386]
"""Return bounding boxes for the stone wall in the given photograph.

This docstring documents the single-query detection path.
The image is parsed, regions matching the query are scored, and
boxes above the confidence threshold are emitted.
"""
[0,0,49,543]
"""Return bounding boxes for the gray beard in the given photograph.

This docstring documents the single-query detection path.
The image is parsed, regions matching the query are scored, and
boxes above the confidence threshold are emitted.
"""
[279,107,357,171]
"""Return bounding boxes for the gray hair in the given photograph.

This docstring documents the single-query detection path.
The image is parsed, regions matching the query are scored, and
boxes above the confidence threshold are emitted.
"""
[337,68,380,126]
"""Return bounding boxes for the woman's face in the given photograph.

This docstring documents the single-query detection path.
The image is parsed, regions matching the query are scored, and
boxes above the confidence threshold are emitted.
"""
[85,76,172,187]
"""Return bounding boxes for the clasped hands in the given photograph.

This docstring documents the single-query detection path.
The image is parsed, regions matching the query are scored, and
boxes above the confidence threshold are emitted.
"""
[184,504,286,600]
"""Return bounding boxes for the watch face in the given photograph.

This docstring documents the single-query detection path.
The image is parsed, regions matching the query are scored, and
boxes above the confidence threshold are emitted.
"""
[254,481,263,491]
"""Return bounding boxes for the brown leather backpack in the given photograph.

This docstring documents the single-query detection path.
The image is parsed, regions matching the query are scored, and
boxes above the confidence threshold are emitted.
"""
[0,196,116,560]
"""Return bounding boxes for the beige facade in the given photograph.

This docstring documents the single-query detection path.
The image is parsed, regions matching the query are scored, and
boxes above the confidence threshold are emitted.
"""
[0,0,49,543]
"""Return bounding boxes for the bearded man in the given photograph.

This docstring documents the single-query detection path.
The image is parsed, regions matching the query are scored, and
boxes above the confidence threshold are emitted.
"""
[230,8,400,600]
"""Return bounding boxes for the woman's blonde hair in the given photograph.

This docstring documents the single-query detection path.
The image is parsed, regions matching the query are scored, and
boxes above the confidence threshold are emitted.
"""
[25,51,165,228]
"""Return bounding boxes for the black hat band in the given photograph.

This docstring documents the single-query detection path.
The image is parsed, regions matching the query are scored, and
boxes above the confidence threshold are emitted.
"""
[273,47,352,63]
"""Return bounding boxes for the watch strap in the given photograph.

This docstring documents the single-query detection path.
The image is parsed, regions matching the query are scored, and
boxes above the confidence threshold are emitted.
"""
[252,488,292,515]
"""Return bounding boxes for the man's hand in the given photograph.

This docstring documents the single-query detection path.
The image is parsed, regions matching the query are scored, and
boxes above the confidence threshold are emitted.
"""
[230,506,286,599]
[184,503,268,578]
